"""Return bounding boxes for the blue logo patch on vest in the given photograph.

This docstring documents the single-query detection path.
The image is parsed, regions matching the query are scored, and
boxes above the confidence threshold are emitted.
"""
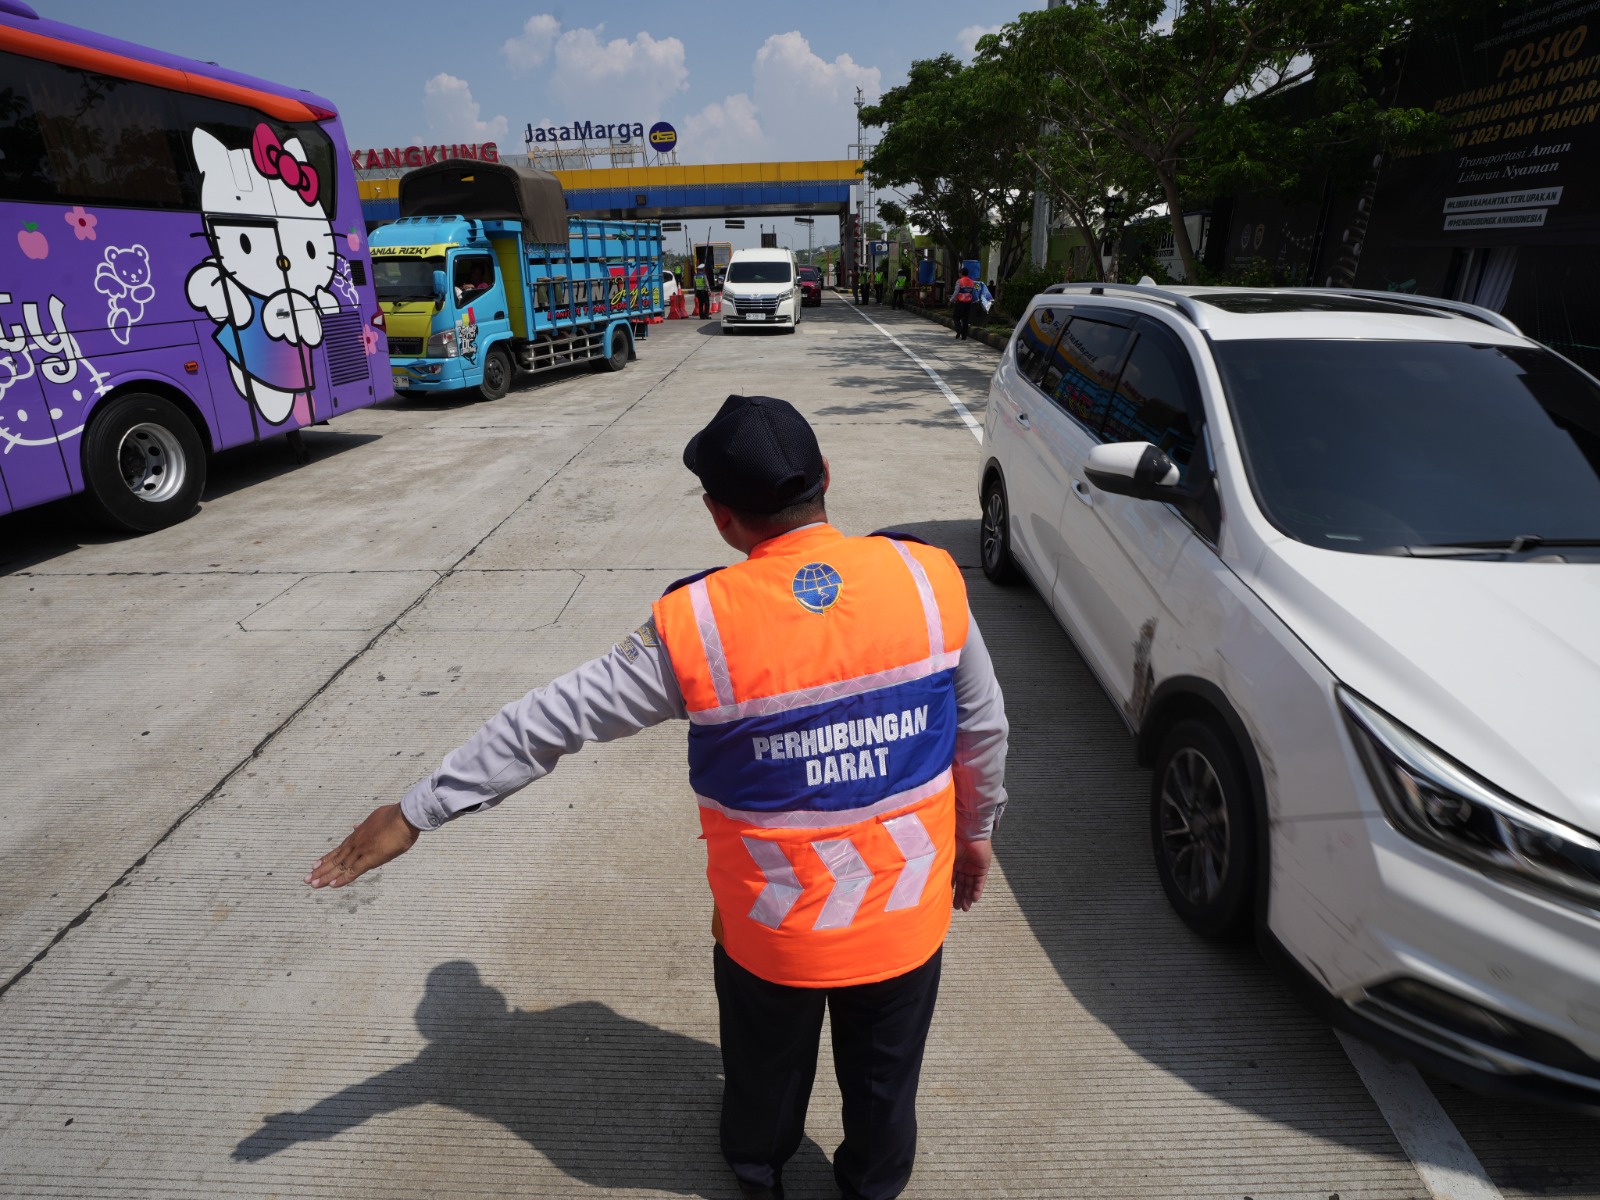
[792,562,842,614]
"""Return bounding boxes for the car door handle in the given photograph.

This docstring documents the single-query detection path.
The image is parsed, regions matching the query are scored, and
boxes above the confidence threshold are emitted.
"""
[1016,412,1030,429]
[1072,478,1094,506]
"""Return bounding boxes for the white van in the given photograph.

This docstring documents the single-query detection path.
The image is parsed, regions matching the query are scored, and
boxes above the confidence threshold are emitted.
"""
[720,247,801,333]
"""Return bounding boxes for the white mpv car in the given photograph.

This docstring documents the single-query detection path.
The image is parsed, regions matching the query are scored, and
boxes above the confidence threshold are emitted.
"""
[721,247,801,333]
[980,283,1600,1110]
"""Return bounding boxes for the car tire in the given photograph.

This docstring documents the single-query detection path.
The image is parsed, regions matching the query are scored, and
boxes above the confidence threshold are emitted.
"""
[979,475,1021,584]
[77,392,206,534]
[478,345,513,400]
[602,328,630,372]
[1150,718,1256,940]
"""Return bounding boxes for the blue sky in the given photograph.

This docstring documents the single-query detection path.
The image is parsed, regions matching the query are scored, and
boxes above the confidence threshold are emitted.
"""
[47,1,1042,249]
[48,1,1042,161]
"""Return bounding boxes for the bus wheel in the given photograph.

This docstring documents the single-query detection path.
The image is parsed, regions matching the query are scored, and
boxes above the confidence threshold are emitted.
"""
[603,328,630,373]
[78,393,206,534]
[478,346,513,401]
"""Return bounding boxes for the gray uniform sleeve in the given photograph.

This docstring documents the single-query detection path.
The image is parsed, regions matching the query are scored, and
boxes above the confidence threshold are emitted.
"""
[401,618,686,830]
[953,611,1009,841]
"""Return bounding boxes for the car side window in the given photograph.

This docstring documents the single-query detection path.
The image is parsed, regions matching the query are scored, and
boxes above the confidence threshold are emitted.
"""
[1103,322,1202,482]
[1041,316,1133,430]
[1014,305,1068,384]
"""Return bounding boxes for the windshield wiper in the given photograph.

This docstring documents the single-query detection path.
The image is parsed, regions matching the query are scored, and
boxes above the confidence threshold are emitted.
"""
[1389,535,1600,558]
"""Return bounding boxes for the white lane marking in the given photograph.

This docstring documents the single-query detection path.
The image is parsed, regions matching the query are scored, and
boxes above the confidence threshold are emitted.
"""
[1337,1032,1504,1200]
[839,296,984,444]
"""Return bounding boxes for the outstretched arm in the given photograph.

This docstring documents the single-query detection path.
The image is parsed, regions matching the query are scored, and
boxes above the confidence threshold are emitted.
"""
[308,620,686,888]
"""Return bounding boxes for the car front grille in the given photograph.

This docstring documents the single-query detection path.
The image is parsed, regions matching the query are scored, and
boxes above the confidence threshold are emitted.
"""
[734,296,779,313]
[388,336,423,356]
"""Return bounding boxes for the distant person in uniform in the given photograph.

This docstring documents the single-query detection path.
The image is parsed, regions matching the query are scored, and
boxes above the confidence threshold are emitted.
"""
[892,267,908,310]
[951,270,978,340]
[306,395,1010,1200]
[694,267,711,320]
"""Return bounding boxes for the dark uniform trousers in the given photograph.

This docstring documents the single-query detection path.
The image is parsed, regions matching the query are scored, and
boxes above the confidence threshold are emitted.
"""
[715,943,944,1200]
[951,300,973,339]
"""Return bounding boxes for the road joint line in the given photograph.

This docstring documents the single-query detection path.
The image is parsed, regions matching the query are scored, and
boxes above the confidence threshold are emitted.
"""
[0,336,713,1003]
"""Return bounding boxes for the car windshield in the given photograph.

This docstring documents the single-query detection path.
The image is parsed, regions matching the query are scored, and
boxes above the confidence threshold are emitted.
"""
[373,256,444,301]
[1214,339,1600,555]
[799,267,820,280]
[728,260,792,284]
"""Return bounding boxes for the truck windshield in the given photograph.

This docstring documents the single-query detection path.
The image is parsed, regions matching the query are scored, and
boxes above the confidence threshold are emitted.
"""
[1215,339,1600,555]
[728,261,792,284]
[374,257,445,301]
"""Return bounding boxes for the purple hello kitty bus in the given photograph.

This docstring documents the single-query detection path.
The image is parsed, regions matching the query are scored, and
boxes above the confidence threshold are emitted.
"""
[0,2,390,533]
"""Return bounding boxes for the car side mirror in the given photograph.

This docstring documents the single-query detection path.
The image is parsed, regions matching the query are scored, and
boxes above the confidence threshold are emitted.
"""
[1083,441,1180,501]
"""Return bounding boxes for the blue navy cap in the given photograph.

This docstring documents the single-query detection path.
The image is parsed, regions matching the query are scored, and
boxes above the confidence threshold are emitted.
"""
[683,395,825,514]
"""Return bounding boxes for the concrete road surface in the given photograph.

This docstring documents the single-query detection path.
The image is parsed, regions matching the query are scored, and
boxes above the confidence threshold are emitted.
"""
[0,299,1595,1198]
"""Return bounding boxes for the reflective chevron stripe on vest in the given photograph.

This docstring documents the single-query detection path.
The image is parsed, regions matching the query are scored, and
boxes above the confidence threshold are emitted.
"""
[652,524,968,988]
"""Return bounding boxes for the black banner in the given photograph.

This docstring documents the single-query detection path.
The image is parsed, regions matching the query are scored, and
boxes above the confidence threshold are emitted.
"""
[1368,0,1600,249]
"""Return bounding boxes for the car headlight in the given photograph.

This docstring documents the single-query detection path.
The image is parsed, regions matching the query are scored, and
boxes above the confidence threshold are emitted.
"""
[426,329,458,359]
[1340,688,1600,908]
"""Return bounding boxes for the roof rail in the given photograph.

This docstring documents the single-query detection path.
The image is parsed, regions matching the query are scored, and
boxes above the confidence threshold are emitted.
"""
[1042,280,1205,327]
[1270,288,1524,336]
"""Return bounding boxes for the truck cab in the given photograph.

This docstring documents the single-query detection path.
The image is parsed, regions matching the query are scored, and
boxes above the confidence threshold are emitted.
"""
[370,160,663,400]
[372,221,513,396]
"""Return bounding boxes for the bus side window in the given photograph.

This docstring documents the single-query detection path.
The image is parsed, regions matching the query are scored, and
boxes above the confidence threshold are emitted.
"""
[0,50,185,208]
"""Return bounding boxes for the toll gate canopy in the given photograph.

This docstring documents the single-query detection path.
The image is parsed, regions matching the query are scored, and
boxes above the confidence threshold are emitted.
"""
[360,159,862,227]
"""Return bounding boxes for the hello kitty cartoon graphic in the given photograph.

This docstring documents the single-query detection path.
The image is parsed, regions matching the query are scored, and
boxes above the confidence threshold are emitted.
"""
[184,124,340,427]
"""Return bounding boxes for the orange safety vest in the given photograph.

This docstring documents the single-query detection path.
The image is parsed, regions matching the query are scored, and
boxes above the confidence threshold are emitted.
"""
[653,523,970,988]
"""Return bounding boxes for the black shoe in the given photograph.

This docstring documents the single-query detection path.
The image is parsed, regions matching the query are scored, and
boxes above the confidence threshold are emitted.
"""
[736,1179,784,1199]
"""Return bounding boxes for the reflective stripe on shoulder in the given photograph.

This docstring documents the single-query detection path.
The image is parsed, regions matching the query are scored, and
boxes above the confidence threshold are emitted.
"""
[688,578,736,709]
[887,538,946,657]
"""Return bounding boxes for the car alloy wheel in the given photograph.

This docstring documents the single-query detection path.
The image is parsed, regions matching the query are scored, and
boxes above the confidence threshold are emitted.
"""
[1150,718,1255,939]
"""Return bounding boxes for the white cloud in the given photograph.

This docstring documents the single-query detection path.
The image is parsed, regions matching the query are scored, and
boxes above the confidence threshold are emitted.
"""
[682,32,880,164]
[502,17,688,115]
[502,13,560,69]
[420,73,509,143]
[681,94,765,163]
[956,24,1002,60]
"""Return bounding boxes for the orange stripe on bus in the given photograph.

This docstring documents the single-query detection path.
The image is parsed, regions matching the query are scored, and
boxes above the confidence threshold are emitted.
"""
[0,25,324,123]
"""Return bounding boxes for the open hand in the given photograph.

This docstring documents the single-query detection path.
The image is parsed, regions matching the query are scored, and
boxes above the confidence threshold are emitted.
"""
[306,803,419,889]
[953,838,992,912]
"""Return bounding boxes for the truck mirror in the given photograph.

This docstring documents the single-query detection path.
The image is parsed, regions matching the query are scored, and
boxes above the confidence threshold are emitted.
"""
[432,269,448,300]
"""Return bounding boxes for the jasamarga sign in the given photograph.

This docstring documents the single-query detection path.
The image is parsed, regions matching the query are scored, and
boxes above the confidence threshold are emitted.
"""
[526,120,650,145]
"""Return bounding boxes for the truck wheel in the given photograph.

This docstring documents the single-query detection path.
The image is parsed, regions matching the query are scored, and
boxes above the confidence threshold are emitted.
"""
[478,346,513,401]
[77,392,206,533]
[603,328,630,372]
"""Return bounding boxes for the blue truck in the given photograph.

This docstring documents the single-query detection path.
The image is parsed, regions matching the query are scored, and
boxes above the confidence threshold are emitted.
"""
[370,159,663,399]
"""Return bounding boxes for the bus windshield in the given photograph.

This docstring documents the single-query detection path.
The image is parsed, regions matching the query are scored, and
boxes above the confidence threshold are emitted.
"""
[374,257,445,301]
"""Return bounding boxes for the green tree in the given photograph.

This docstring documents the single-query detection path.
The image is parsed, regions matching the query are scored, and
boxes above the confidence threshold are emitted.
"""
[860,54,1035,278]
[1003,0,1440,281]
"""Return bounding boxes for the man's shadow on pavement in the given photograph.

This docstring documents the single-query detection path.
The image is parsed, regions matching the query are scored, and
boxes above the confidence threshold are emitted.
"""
[233,960,831,1196]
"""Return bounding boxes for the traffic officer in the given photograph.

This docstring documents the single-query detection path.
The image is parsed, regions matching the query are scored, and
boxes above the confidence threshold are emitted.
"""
[306,395,1010,1200]
[694,265,712,319]
[950,269,978,340]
